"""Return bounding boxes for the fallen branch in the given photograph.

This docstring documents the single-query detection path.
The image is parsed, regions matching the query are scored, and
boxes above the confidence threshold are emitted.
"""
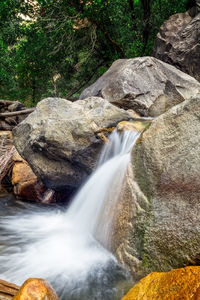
[0,100,15,106]
[0,123,14,131]
[41,189,55,204]
[0,279,19,299]
[0,108,35,119]
[0,146,16,187]
[66,62,104,99]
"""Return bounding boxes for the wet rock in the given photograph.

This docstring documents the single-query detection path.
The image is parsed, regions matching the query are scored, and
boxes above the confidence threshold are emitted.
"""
[80,57,200,116]
[13,278,59,300]
[13,97,132,192]
[113,94,200,278]
[122,266,200,300]
[153,7,200,81]
[117,120,152,133]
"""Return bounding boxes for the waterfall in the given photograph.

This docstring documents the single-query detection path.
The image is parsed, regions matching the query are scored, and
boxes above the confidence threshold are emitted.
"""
[0,129,139,300]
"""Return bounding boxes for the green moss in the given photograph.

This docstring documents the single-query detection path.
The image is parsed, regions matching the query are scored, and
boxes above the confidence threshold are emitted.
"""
[133,141,154,201]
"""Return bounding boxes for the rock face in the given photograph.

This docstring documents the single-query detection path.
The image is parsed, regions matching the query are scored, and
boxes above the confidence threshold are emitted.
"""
[153,7,200,82]
[80,57,200,117]
[13,97,131,192]
[112,94,200,278]
[13,278,59,300]
[122,266,200,300]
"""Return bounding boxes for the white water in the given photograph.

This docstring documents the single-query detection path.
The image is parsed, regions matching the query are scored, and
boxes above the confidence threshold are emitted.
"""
[0,130,139,300]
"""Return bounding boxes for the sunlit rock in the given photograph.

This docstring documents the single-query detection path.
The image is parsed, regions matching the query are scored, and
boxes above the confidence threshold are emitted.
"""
[13,278,59,300]
[12,157,45,202]
[122,266,200,300]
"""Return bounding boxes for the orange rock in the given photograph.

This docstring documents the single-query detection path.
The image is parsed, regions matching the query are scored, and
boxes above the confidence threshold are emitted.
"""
[122,266,200,300]
[12,161,45,201]
[13,278,59,300]
[12,162,37,185]
[12,151,26,163]
[117,120,151,133]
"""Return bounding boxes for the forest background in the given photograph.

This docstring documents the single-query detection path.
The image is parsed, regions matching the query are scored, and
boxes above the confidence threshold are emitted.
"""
[0,0,194,106]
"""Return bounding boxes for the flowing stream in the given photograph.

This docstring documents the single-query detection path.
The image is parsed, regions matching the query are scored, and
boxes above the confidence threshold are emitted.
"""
[0,129,139,299]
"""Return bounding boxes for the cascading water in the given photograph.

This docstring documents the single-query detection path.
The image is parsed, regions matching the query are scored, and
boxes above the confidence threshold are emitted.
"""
[0,129,139,300]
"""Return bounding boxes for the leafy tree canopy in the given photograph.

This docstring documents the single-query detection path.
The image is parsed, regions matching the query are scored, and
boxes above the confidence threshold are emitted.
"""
[0,0,189,105]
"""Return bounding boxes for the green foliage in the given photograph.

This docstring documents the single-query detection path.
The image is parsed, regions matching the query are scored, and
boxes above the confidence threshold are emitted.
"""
[0,0,189,104]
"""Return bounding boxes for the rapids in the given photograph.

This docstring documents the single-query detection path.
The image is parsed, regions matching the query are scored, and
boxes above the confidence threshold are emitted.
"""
[0,130,139,299]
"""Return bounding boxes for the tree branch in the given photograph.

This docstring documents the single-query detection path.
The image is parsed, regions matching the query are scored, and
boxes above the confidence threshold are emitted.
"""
[0,108,35,119]
[0,100,15,106]
[68,0,125,58]
[66,62,104,99]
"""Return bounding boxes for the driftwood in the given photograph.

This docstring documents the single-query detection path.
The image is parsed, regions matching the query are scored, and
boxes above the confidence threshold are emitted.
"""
[0,108,35,119]
[0,146,16,188]
[0,100,35,131]
[0,279,19,300]
[0,132,15,189]
[0,124,14,131]
[41,189,55,204]
[0,100,15,106]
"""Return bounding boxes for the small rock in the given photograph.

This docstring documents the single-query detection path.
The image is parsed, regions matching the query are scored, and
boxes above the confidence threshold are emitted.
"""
[122,266,200,300]
[12,161,45,202]
[13,278,59,300]
[12,162,37,184]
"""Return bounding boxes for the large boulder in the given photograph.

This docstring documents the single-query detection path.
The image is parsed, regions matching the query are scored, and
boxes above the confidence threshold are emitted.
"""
[79,57,200,116]
[111,94,200,278]
[122,266,200,300]
[153,5,200,82]
[13,97,131,192]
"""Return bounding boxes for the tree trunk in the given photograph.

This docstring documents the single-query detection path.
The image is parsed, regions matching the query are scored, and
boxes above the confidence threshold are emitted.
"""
[0,108,35,119]
[0,279,19,300]
[128,0,137,30]
[141,0,151,53]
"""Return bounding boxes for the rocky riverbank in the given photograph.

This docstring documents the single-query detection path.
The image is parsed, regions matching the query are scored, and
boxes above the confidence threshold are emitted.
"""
[0,2,199,298]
